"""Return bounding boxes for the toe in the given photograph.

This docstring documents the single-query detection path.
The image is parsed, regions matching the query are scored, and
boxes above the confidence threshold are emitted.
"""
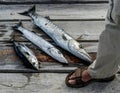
[68,79,76,85]
[82,70,92,82]
[69,73,76,79]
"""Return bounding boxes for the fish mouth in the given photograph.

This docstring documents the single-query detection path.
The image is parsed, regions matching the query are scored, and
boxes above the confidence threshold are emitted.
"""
[48,47,68,64]
[15,42,40,70]
[31,58,40,70]
[26,56,40,70]
[68,39,92,63]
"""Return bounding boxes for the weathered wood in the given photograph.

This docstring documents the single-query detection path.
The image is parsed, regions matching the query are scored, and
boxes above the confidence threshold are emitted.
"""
[0,4,108,20]
[0,64,78,73]
[0,18,101,73]
[0,14,105,21]
[11,34,99,42]
[0,3,106,72]
[0,47,81,73]
[0,0,108,4]
[0,44,96,72]
[0,42,97,61]
[0,3,120,93]
[0,73,119,93]
[0,0,108,2]
[0,35,98,72]
[0,21,105,42]
[0,41,98,52]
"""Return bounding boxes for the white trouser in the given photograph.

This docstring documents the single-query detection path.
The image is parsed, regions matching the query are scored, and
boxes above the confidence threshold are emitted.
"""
[88,0,120,78]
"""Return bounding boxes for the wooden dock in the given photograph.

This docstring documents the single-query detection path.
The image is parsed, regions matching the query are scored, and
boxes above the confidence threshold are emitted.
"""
[0,0,120,93]
[0,1,108,72]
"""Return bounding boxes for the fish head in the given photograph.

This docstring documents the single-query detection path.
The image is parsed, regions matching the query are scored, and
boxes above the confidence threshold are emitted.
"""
[24,51,40,70]
[48,47,68,64]
[68,39,92,62]
[19,45,40,70]
[28,56,40,70]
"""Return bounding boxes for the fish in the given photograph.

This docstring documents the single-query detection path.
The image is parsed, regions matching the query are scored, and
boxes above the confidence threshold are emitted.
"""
[19,5,92,65]
[13,42,40,70]
[12,21,68,64]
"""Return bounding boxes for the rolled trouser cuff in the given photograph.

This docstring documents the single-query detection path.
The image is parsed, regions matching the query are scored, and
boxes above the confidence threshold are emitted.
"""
[87,59,119,79]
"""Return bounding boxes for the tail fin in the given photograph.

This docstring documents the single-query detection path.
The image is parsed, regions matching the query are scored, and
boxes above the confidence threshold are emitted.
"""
[12,21,23,46]
[19,5,35,16]
[11,32,18,47]
[12,21,23,30]
[13,41,19,47]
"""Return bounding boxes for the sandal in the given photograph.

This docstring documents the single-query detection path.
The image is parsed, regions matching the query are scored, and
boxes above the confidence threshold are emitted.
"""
[65,67,115,88]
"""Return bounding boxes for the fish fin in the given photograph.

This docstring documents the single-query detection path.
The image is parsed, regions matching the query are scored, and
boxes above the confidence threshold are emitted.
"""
[13,41,19,47]
[12,21,23,30]
[79,44,84,49]
[31,30,37,34]
[19,5,36,16]
[45,16,50,20]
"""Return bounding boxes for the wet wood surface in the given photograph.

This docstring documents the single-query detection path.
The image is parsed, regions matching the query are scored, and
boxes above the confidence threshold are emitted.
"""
[1,1,120,93]
[0,0,108,4]
[0,1,108,72]
[0,4,108,21]
[0,73,119,93]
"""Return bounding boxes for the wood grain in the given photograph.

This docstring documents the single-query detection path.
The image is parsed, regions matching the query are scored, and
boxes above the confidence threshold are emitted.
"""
[0,45,95,72]
[0,3,106,72]
[0,4,108,21]
[0,21,105,42]
[0,0,108,4]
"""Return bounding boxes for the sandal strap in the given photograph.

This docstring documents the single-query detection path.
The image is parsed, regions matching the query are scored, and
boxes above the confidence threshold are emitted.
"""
[75,68,82,78]
[75,67,87,77]
[65,67,88,88]
[75,67,87,85]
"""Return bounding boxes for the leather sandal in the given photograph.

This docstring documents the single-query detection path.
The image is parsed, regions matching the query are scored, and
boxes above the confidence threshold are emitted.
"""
[65,67,115,88]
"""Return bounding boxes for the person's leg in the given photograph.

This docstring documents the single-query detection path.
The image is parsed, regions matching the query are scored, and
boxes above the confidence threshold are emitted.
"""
[67,0,120,85]
[88,0,120,79]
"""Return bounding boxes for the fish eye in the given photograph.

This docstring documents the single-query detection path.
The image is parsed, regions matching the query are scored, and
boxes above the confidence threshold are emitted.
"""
[58,51,62,54]
[24,52,30,56]
[21,44,25,46]
[32,62,35,65]
[79,44,84,48]
[62,34,67,41]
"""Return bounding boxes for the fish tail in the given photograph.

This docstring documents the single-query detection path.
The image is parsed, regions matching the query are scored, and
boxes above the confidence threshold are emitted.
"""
[12,21,22,46]
[13,41,19,47]
[19,5,35,16]
[12,21,23,30]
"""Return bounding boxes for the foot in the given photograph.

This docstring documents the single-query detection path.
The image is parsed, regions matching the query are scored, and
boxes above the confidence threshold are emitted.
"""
[68,70,92,85]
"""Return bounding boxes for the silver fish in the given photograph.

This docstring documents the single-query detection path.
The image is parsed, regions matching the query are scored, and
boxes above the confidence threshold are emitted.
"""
[13,42,40,70]
[19,5,92,65]
[13,21,68,64]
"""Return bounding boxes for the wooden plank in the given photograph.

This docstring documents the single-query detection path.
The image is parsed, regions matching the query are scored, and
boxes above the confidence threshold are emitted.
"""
[10,34,99,42]
[0,64,78,73]
[0,14,105,21]
[0,0,108,4]
[0,3,106,72]
[0,40,96,70]
[0,0,108,2]
[0,4,108,20]
[0,21,105,41]
[0,42,98,53]
[0,42,97,63]
[0,42,96,72]
[0,73,119,93]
